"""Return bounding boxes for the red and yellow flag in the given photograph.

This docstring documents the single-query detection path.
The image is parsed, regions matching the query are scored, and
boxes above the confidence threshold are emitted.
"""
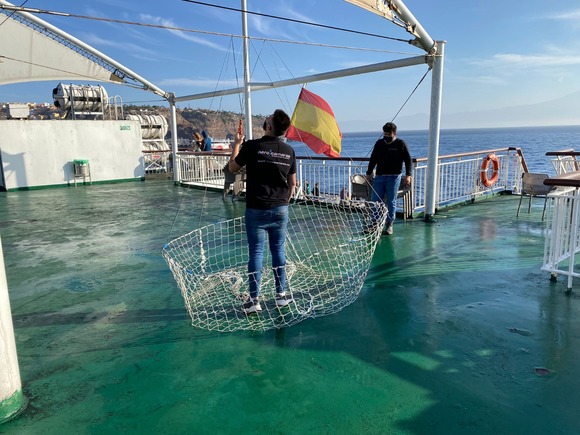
[286,88,342,157]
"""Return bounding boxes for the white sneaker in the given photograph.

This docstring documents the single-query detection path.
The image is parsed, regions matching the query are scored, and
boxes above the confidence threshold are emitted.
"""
[242,298,262,314]
[275,292,294,307]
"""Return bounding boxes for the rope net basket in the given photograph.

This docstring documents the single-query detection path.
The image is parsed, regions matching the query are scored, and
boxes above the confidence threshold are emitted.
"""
[162,198,388,332]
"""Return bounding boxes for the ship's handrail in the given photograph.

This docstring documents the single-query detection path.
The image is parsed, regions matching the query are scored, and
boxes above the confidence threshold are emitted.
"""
[543,171,580,188]
[155,146,528,217]
[412,147,525,212]
[545,149,580,175]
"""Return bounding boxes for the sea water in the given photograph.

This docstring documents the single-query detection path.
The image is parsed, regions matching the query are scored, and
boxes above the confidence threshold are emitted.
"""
[290,125,580,174]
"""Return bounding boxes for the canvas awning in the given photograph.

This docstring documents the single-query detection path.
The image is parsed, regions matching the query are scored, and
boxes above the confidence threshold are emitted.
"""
[0,0,169,97]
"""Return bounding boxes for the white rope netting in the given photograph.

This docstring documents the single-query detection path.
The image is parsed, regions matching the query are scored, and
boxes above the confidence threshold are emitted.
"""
[163,198,388,332]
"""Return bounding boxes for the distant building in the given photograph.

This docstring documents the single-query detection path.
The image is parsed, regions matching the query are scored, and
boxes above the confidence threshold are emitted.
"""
[6,103,29,119]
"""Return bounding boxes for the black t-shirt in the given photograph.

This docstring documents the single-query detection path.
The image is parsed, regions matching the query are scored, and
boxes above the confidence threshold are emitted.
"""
[234,136,297,209]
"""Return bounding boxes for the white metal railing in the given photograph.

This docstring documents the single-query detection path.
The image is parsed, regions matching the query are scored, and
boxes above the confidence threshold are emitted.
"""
[542,187,580,290]
[173,147,527,215]
[143,150,170,173]
[413,147,525,212]
[552,157,578,175]
[296,158,367,199]
[546,150,580,175]
[177,152,230,188]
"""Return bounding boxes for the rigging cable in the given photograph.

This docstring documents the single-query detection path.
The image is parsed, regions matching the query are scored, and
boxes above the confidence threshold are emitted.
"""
[359,65,433,162]
[0,5,418,55]
[0,0,28,26]
[391,66,432,123]
[167,37,247,242]
[248,39,296,116]
[245,38,431,175]
[181,0,410,44]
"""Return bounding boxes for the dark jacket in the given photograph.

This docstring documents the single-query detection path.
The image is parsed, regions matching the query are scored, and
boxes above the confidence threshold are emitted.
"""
[366,137,412,177]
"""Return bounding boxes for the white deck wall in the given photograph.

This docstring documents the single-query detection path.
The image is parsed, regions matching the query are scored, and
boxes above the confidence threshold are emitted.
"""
[0,120,144,190]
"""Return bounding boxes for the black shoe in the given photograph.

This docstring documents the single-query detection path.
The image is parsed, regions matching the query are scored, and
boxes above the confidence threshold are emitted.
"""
[363,223,377,234]
[275,292,294,307]
[384,222,393,235]
[242,298,262,314]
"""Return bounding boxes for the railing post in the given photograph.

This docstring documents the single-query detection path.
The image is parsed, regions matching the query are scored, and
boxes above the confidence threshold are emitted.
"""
[505,150,511,191]
[0,237,27,424]
[567,189,580,290]
[347,161,353,198]
[298,159,304,198]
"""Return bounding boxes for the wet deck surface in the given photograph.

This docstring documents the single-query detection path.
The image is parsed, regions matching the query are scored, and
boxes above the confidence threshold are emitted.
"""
[1,180,579,434]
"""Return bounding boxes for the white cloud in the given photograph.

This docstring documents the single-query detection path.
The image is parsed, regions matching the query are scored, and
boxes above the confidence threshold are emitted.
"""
[283,7,319,25]
[249,14,291,40]
[160,78,240,88]
[338,60,372,69]
[472,52,580,69]
[494,53,580,67]
[250,4,318,40]
[547,9,580,20]
[139,14,227,52]
[467,75,506,85]
[80,33,157,57]
[543,9,580,29]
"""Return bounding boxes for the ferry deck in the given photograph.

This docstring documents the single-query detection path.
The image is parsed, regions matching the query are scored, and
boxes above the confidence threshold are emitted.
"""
[1,179,579,434]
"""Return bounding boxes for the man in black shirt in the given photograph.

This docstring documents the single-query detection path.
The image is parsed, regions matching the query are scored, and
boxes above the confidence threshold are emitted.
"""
[229,109,297,314]
[366,122,412,235]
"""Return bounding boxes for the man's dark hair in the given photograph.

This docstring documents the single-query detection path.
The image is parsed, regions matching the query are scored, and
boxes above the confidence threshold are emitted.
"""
[382,122,397,133]
[272,109,291,136]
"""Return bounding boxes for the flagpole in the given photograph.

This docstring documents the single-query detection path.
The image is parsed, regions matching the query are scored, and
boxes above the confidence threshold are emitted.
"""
[241,0,253,140]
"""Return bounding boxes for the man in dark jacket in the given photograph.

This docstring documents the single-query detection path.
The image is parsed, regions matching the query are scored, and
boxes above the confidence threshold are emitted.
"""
[366,122,412,235]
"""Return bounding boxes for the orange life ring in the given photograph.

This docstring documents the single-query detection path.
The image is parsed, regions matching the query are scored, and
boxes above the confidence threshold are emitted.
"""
[480,153,500,187]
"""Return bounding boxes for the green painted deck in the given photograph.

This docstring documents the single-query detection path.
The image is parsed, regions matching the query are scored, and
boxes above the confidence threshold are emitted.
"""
[1,180,579,434]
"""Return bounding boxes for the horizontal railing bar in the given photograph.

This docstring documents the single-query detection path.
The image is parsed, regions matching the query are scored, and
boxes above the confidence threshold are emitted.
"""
[546,150,579,156]
[414,147,514,162]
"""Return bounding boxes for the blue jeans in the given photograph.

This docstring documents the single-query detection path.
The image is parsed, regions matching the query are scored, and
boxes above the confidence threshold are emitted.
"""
[371,174,402,224]
[245,206,289,299]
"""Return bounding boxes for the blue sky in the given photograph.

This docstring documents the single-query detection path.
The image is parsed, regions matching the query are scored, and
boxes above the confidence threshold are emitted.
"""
[2,0,580,131]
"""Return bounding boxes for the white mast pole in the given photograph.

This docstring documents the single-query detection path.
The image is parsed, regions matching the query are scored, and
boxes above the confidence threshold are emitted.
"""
[168,95,179,183]
[0,237,27,423]
[424,41,445,221]
[241,0,253,139]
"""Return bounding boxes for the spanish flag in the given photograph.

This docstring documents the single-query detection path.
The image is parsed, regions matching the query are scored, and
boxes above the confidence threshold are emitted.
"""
[286,88,342,157]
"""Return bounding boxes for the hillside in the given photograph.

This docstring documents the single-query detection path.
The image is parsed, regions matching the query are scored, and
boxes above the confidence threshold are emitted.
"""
[154,107,266,140]
[1,103,267,140]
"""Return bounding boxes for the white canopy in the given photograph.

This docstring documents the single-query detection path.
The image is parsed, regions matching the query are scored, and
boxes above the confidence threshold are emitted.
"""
[0,15,115,85]
[0,0,168,97]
